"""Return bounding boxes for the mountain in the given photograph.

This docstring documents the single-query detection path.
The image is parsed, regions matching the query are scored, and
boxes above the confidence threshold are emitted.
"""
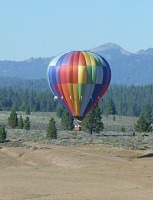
[91,43,153,85]
[136,48,153,55]
[90,42,131,57]
[0,57,51,79]
[0,43,153,85]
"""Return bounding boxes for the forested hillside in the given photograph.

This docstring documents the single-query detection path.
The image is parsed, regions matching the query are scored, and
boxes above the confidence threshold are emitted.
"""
[0,78,153,117]
[0,77,48,90]
[1,43,153,85]
[0,57,50,79]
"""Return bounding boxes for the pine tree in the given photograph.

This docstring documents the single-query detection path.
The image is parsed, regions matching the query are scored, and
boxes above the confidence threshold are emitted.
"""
[56,103,64,118]
[0,125,7,143]
[61,110,74,130]
[134,116,152,132]
[24,116,31,130]
[46,117,57,139]
[82,104,104,135]
[18,116,24,129]
[140,104,152,121]
[8,109,18,128]
[135,104,152,132]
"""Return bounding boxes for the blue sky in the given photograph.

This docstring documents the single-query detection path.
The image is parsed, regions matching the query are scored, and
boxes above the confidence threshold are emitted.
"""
[1,0,153,60]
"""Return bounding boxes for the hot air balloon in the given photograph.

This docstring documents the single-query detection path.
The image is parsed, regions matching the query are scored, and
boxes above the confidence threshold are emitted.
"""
[47,51,111,121]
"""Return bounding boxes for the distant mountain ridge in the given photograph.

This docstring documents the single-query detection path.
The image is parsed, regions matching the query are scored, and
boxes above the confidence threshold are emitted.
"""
[91,43,153,85]
[91,43,132,56]
[0,43,153,85]
[136,48,153,55]
[0,57,51,80]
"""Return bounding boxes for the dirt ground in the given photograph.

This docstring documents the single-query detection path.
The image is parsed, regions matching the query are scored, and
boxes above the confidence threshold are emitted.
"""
[0,142,153,200]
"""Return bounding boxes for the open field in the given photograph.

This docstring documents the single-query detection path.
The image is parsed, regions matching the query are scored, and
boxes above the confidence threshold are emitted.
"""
[0,111,153,199]
[1,143,153,200]
[1,111,153,149]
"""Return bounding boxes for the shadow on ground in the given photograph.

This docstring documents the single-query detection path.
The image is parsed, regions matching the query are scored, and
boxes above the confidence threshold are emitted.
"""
[138,153,153,158]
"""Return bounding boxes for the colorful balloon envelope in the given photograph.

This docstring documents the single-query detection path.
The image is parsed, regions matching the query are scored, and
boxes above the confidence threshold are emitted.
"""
[47,51,111,120]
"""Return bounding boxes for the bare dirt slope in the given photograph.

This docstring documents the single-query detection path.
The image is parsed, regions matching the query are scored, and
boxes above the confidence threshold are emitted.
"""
[0,142,153,200]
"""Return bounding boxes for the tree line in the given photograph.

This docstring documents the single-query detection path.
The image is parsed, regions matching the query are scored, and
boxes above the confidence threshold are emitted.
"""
[101,84,153,117]
[0,87,57,112]
[0,84,153,117]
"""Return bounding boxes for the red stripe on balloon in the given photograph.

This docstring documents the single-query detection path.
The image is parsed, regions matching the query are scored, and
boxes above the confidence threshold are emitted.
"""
[61,84,76,116]
[79,52,86,66]
[70,51,80,83]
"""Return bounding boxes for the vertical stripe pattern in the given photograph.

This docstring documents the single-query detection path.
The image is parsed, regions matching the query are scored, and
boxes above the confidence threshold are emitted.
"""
[47,51,111,119]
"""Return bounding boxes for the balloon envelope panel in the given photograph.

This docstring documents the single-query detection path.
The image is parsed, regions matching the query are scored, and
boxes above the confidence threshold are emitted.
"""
[47,51,111,119]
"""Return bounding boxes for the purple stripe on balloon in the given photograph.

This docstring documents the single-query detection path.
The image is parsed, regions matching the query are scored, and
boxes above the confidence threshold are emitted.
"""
[61,51,74,66]
[55,65,61,84]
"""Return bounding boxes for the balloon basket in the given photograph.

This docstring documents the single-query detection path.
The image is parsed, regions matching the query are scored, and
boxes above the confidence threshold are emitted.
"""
[74,118,82,131]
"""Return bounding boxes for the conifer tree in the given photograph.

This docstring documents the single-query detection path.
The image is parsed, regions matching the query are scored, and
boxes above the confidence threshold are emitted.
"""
[61,110,74,130]
[18,116,24,129]
[0,125,7,142]
[24,116,31,130]
[46,117,57,139]
[82,104,104,135]
[140,104,152,121]
[56,103,64,118]
[135,104,152,132]
[134,116,152,132]
[8,109,18,128]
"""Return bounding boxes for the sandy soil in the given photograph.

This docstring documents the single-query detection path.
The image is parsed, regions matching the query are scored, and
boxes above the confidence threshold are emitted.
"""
[0,142,153,200]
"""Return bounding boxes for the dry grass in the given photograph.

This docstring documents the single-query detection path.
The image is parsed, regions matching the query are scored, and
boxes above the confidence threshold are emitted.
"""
[1,111,153,199]
[0,143,153,200]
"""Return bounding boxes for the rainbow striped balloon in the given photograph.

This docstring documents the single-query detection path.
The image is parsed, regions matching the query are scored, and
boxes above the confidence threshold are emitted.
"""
[47,51,111,120]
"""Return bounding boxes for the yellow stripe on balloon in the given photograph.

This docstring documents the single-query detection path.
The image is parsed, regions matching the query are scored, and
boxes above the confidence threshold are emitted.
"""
[67,83,75,114]
[82,52,91,66]
[82,52,96,66]
[69,83,73,97]
[89,53,96,66]
[72,84,80,116]
[78,65,87,84]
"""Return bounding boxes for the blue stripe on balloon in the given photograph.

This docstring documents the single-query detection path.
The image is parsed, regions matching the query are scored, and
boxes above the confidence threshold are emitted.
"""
[48,66,56,84]
[80,84,92,116]
[102,66,108,84]
[56,54,66,66]
[98,55,111,85]
[83,84,106,116]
